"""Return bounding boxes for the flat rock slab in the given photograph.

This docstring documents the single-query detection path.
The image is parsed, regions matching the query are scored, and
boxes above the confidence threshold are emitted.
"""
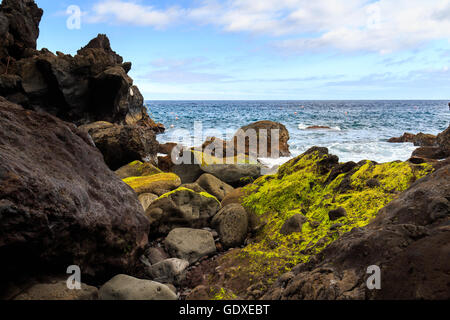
[147,258,190,284]
[165,228,216,264]
[99,274,177,300]
[14,279,98,300]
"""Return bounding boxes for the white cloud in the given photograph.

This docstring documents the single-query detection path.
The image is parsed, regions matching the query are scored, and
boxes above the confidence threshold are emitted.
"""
[86,0,184,28]
[138,57,231,84]
[87,0,450,53]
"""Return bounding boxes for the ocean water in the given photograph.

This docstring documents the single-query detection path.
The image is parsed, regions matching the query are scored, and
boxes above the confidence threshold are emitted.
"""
[146,100,450,165]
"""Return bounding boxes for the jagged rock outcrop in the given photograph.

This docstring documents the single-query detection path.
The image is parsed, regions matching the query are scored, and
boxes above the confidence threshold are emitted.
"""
[0,1,164,132]
[388,132,437,146]
[412,125,450,161]
[0,98,150,297]
[0,0,43,61]
[263,163,450,300]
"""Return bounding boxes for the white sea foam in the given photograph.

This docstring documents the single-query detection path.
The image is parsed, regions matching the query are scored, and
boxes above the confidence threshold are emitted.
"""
[258,157,292,168]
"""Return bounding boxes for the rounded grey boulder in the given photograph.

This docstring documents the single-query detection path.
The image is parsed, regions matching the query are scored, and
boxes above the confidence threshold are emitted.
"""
[99,274,177,300]
[165,228,216,264]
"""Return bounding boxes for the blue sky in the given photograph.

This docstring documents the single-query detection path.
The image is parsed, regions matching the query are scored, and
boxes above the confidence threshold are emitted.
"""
[34,0,450,100]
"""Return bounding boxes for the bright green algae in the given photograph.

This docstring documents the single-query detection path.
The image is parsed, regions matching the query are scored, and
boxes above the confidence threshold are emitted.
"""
[155,186,221,204]
[228,150,435,289]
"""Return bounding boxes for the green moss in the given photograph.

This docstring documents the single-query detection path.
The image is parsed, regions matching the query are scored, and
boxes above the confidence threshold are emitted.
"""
[192,150,257,166]
[123,173,180,193]
[211,287,238,300]
[234,151,434,287]
[156,187,221,205]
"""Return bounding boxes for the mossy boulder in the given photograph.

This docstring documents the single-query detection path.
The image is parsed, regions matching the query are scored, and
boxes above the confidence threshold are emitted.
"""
[180,183,207,193]
[192,147,434,298]
[123,173,181,196]
[115,160,162,179]
[146,187,221,235]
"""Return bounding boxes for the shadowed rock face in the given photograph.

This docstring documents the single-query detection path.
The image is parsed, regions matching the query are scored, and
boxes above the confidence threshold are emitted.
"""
[79,121,159,170]
[0,98,150,295]
[0,1,163,132]
[0,0,43,60]
[263,163,450,300]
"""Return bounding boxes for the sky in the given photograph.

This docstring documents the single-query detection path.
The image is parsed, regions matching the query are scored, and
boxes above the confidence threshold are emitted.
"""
[32,0,450,100]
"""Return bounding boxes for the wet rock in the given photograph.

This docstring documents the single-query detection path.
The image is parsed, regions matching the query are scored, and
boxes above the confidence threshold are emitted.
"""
[212,204,249,248]
[146,188,220,235]
[388,132,437,146]
[196,173,234,201]
[99,274,177,300]
[165,228,216,264]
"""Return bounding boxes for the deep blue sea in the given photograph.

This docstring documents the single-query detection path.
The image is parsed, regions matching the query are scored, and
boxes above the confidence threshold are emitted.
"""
[145,100,450,165]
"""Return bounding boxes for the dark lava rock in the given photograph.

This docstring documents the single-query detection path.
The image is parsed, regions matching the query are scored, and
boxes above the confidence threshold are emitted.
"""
[410,125,449,161]
[0,1,164,132]
[0,0,43,61]
[388,132,437,147]
[79,121,159,170]
[263,163,450,300]
[235,121,291,158]
[328,207,347,221]
[280,214,307,235]
[0,98,150,295]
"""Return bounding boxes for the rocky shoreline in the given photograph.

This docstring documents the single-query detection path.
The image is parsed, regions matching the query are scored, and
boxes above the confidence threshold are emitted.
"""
[0,0,449,301]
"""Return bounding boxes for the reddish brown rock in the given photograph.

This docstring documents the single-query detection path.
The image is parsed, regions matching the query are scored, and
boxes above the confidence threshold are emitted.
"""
[388,132,437,146]
[234,121,291,158]
[0,0,43,61]
[0,98,150,294]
